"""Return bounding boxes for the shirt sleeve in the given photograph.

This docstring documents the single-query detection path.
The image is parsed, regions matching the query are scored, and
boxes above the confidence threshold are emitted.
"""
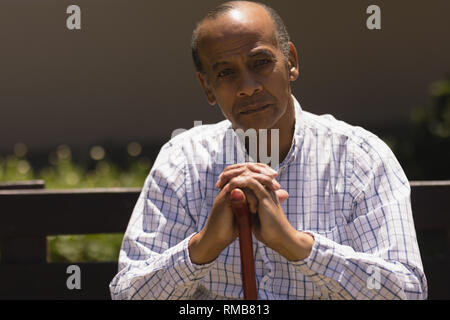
[109,143,214,300]
[290,134,428,300]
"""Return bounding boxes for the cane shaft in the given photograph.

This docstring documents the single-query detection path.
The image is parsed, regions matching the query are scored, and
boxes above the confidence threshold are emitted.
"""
[232,202,257,300]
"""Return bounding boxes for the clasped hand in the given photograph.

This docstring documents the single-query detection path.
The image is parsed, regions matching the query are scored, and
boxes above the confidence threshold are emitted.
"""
[188,163,314,264]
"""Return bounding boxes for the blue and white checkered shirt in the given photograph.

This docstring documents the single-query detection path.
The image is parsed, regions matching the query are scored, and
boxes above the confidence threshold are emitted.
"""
[109,96,427,300]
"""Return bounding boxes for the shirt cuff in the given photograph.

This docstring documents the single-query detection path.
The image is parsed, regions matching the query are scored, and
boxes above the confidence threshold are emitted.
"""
[164,233,216,287]
[184,233,217,274]
[289,231,353,285]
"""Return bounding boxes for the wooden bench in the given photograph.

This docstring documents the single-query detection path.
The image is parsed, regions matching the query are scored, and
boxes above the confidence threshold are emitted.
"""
[0,180,449,299]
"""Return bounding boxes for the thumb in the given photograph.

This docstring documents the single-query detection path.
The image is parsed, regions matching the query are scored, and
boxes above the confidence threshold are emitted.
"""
[275,189,289,203]
[230,188,247,205]
[230,188,251,225]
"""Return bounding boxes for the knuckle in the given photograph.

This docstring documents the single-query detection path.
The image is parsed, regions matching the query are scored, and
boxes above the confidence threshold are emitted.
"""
[229,176,241,186]
[259,174,271,183]
[249,176,258,184]
[247,162,260,171]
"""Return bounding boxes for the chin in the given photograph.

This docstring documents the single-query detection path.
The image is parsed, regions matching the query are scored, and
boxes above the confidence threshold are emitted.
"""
[240,112,282,131]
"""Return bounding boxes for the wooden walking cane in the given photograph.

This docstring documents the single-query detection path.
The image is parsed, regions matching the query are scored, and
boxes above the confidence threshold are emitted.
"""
[230,189,258,300]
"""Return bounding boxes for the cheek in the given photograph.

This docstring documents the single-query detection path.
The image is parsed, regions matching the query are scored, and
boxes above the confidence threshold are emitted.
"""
[213,89,236,118]
[265,71,291,99]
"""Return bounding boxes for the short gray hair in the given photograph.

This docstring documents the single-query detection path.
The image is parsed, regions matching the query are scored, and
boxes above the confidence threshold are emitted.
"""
[191,1,291,73]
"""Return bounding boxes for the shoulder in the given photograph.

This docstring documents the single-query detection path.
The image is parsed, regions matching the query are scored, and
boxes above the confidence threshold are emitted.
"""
[152,119,231,171]
[302,111,393,163]
[301,111,408,194]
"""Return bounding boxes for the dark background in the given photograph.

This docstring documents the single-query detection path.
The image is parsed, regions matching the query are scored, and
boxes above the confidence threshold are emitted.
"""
[0,0,449,165]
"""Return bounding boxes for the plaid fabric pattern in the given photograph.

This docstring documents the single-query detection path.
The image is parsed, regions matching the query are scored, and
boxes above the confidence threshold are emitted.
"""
[109,96,427,300]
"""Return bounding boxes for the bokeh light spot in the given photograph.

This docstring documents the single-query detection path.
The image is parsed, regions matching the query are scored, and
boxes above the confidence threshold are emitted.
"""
[57,144,72,160]
[127,142,142,157]
[14,143,28,157]
[90,146,105,161]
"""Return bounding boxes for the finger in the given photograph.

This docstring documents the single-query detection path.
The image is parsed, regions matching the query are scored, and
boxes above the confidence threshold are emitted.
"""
[235,173,281,191]
[216,167,247,189]
[222,163,249,172]
[222,162,277,176]
[226,176,271,202]
[248,162,278,177]
[219,163,277,183]
[242,188,258,214]
[275,189,289,203]
[218,170,280,191]
[230,188,262,215]
[231,178,288,207]
[253,162,278,172]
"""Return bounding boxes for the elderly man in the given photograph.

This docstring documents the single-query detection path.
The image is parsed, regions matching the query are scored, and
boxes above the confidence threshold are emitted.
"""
[110,1,427,299]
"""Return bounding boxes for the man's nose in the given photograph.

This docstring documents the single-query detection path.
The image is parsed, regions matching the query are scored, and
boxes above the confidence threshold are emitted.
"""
[237,70,262,97]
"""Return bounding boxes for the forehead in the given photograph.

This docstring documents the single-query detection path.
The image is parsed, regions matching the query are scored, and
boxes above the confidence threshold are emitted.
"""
[197,5,279,66]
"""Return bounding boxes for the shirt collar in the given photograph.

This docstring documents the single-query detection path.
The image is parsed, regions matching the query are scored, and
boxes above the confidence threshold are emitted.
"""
[275,94,304,171]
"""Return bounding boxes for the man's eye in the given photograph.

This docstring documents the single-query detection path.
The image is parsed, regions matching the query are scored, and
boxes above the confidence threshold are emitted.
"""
[217,69,234,78]
[254,59,271,67]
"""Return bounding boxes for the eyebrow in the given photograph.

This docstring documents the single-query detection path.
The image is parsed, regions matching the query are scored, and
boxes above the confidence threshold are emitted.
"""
[249,48,276,58]
[211,49,276,71]
[212,61,229,72]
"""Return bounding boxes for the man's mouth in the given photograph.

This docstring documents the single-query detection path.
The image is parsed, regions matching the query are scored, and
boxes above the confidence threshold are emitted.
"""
[240,103,272,115]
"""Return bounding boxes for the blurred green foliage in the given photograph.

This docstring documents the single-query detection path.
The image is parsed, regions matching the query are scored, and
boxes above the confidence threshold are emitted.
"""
[387,77,450,180]
[0,144,152,189]
[47,234,125,263]
[0,143,152,262]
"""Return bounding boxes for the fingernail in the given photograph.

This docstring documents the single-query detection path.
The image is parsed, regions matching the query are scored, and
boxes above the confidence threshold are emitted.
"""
[230,189,245,202]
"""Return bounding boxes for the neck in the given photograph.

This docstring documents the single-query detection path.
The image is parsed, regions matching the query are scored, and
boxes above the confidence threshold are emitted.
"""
[245,96,296,167]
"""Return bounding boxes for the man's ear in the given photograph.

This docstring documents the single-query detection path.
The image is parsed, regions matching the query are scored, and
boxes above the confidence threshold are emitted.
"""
[287,42,299,81]
[197,72,216,105]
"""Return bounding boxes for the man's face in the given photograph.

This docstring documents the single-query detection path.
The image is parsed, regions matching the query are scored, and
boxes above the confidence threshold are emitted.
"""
[196,5,299,131]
